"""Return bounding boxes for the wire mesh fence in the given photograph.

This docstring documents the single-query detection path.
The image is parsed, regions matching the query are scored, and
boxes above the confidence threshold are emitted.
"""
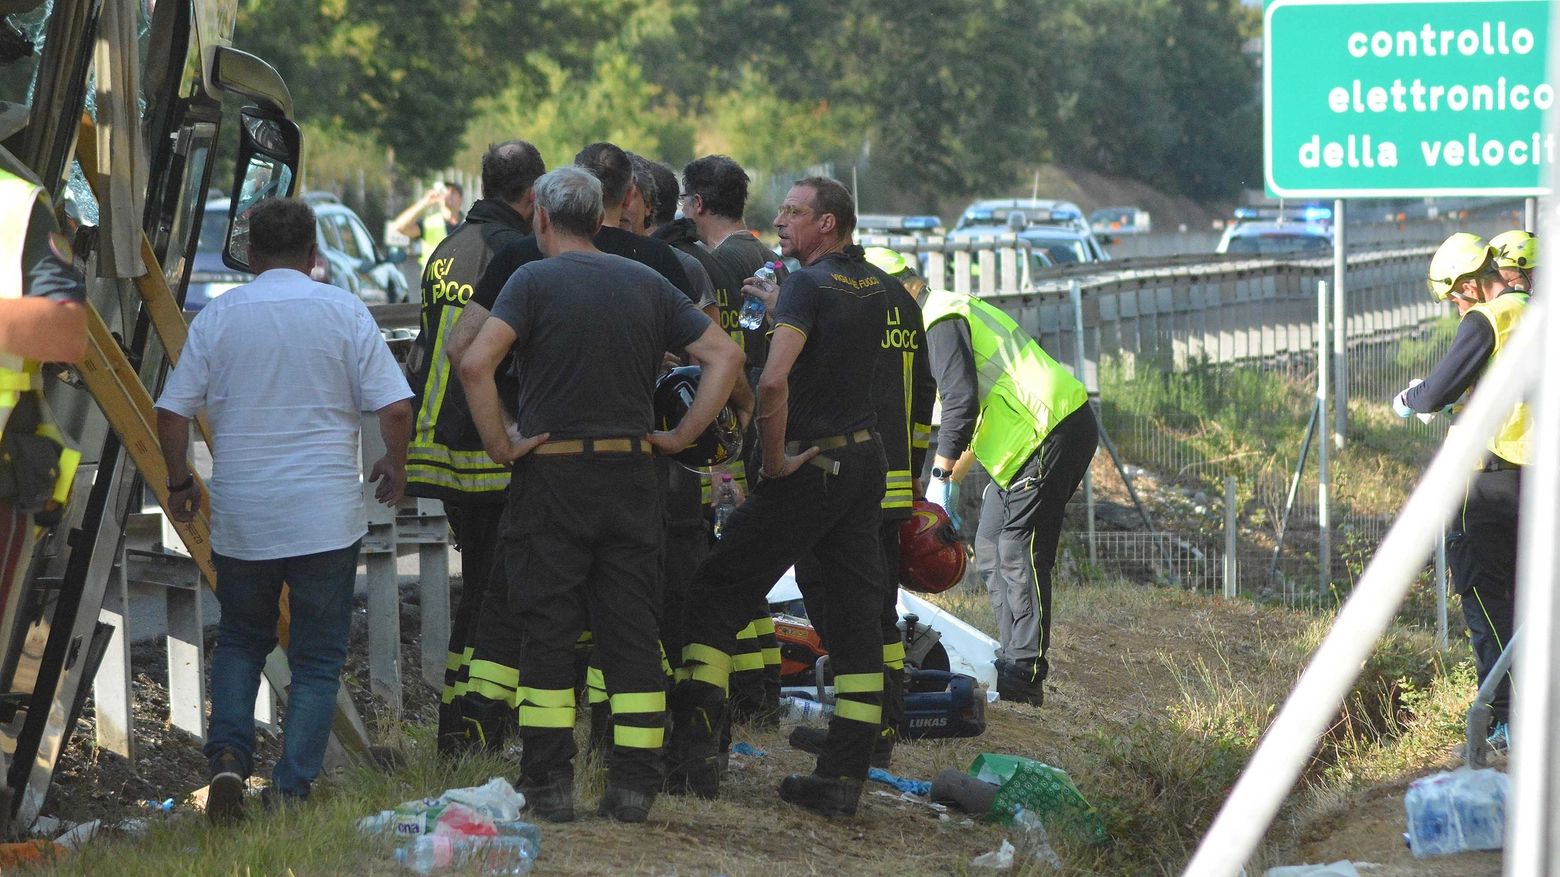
[928,245,1467,628]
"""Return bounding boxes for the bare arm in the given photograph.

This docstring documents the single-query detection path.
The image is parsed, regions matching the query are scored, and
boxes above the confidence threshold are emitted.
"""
[447,301,491,369]
[754,325,820,478]
[648,323,744,454]
[368,399,413,506]
[457,316,548,464]
[0,299,86,363]
[391,191,439,239]
[154,407,200,522]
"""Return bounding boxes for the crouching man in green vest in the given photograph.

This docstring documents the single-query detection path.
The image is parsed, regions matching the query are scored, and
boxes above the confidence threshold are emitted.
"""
[922,291,1097,706]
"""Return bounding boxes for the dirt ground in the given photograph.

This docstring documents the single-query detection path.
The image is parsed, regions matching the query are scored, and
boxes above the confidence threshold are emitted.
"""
[1294,768,1503,877]
[33,572,1495,876]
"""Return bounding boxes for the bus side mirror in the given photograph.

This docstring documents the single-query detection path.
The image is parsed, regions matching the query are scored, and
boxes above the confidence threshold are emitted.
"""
[222,107,301,273]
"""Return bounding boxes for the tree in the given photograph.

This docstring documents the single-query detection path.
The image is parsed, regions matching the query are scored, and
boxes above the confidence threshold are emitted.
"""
[235,0,624,175]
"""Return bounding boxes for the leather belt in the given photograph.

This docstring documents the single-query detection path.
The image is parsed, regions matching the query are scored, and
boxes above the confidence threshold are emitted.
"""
[785,428,873,456]
[532,437,646,457]
[1482,455,1522,472]
[781,428,873,475]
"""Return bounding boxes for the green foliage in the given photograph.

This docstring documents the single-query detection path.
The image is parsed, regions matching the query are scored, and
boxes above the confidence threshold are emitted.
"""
[240,0,1260,202]
[235,0,623,174]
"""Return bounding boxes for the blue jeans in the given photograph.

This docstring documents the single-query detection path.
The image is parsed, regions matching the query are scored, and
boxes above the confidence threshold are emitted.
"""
[205,541,360,798]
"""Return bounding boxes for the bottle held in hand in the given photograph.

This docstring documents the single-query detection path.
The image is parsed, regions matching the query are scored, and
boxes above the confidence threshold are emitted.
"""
[714,473,738,539]
[739,262,781,330]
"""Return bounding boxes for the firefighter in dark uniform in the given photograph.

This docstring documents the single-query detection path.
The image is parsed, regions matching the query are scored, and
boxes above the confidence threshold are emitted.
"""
[667,176,890,818]
[448,142,699,744]
[459,167,744,823]
[405,140,546,754]
[1395,232,1528,751]
[641,159,748,700]
[681,155,786,724]
[789,247,935,769]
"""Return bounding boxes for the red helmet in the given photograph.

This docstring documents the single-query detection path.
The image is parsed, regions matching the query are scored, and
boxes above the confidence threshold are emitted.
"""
[898,501,967,594]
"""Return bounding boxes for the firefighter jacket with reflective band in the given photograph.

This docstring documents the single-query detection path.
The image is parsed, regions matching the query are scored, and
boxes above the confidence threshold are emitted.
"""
[1468,292,1532,466]
[0,171,79,512]
[406,200,527,502]
[875,276,936,518]
[922,290,1087,490]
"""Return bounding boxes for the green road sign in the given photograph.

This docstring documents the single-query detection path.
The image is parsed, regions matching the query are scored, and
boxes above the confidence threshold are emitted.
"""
[1266,0,1551,197]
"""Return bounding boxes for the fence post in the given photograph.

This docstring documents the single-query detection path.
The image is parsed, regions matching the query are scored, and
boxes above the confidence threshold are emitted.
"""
[1333,199,1347,450]
[1224,476,1238,599]
[1435,525,1448,650]
[1318,280,1331,597]
[1069,281,1097,564]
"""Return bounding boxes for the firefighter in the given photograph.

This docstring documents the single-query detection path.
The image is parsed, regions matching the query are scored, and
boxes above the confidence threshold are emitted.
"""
[667,177,889,818]
[922,284,1098,707]
[448,142,702,745]
[680,155,785,725]
[458,167,744,823]
[790,246,935,768]
[405,141,546,754]
[1394,232,1528,751]
[1490,229,1538,295]
[0,166,87,600]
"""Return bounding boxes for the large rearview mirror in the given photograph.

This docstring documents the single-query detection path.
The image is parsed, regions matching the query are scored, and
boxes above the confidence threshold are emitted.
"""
[222,107,301,273]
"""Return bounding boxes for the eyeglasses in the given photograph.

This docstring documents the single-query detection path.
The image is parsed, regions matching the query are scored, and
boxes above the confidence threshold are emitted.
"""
[777,205,815,220]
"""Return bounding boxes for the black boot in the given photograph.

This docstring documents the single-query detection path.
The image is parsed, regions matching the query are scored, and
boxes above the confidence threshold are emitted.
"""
[456,693,517,753]
[728,667,767,725]
[996,662,1044,706]
[517,774,575,823]
[779,773,863,818]
[596,785,656,823]
[665,681,725,799]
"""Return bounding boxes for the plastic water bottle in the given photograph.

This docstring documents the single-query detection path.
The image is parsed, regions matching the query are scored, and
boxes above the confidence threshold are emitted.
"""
[1404,768,1508,857]
[778,696,830,723]
[1013,807,1063,871]
[738,263,779,330]
[713,474,738,538]
[394,835,537,874]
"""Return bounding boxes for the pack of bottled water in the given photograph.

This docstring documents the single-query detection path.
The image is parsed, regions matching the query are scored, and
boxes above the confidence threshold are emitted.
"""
[1404,768,1508,857]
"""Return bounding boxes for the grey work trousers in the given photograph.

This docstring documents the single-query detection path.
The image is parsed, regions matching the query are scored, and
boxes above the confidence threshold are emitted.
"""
[974,406,1097,681]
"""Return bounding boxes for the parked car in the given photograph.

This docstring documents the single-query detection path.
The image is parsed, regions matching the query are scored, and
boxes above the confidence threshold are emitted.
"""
[185,194,410,311]
[1090,206,1152,237]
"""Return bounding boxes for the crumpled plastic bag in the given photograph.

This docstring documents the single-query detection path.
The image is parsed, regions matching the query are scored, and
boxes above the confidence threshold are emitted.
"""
[440,777,527,824]
[971,839,1016,870]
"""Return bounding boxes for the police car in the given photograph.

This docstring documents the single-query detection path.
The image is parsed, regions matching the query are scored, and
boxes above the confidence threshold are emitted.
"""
[949,199,1109,265]
[856,214,944,236]
[1215,206,1334,256]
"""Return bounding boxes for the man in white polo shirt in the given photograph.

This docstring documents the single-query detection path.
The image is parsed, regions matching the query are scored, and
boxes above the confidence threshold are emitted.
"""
[154,198,413,823]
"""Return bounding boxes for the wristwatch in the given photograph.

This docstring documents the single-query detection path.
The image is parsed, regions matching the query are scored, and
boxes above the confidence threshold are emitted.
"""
[930,466,951,481]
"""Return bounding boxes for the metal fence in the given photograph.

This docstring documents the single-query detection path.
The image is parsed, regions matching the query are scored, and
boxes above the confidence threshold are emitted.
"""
[896,242,1460,614]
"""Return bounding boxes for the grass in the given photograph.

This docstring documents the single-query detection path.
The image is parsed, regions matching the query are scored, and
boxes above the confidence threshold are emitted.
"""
[29,575,1477,876]
[35,317,1478,875]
